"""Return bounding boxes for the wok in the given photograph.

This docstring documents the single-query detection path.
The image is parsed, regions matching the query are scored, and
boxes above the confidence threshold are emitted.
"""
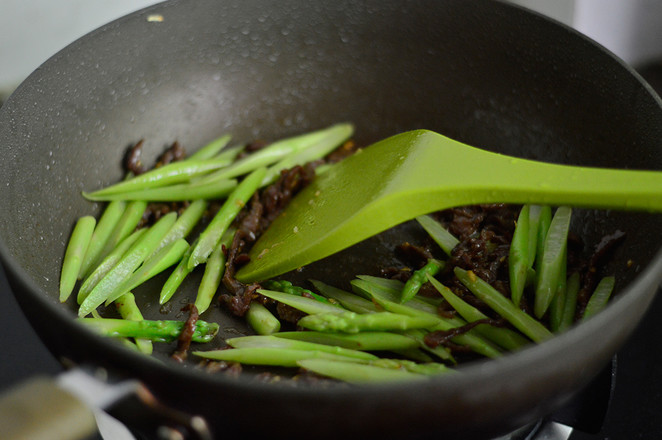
[1,0,661,438]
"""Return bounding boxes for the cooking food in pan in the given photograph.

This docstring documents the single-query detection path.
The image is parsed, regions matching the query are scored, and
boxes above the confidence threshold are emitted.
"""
[60,122,642,382]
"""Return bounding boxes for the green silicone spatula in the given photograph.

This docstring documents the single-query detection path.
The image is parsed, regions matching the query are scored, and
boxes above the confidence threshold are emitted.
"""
[236,129,662,282]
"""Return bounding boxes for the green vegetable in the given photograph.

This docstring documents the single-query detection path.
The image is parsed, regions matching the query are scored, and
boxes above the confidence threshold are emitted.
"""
[188,167,266,269]
[358,281,502,358]
[79,201,127,279]
[352,276,444,312]
[245,302,281,335]
[297,359,429,383]
[104,238,190,306]
[309,279,377,313]
[187,134,232,161]
[582,276,616,321]
[159,237,198,305]
[92,200,148,269]
[263,279,333,304]
[193,347,370,367]
[83,178,237,202]
[400,258,444,303]
[402,329,455,363]
[78,212,178,317]
[202,123,352,182]
[78,229,147,304]
[273,331,420,352]
[558,272,581,332]
[257,288,346,315]
[509,205,530,306]
[454,267,553,343]
[534,206,572,318]
[368,358,452,376]
[415,214,459,256]
[195,228,235,313]
[549,246,568,332]
[114,292,152,355]
[83,155,235,198]
[225,335,377,361]
[534,205,553,283]
[527,205,544,267]
[78,317,219,343]
[260,123,354,185]
[151,199,207,258]
[297,311,442,333]
[60,216,96,302]
[426,274,530,350]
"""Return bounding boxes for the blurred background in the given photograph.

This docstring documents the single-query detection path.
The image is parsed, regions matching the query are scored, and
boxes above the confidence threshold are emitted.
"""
[1,0,662,100]
[0,1,660,439]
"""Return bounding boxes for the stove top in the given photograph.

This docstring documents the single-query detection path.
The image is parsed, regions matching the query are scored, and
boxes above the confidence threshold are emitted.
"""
[1,63,661,440]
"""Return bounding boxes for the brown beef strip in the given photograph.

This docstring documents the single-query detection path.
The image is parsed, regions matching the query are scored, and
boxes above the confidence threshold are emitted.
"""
[155,141,186,167]
[220,165,316,317]
[124,139,146,175]
[424,318,504,351]
[172,304,200,363]
[219,193,264,317]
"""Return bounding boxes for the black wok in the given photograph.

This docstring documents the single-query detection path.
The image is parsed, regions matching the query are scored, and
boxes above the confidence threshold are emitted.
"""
[1,0,662,439]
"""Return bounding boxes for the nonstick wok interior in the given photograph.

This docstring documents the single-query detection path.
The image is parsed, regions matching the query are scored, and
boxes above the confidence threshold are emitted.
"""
[1,0,662,438]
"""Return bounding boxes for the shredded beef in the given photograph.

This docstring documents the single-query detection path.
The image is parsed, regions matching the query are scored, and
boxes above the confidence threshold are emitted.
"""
[324,140,361,163]
[155,141,186,167]
[172,304,200,363]
[125,139,146,175]
[424,318,504,350]
[219,165,316,317]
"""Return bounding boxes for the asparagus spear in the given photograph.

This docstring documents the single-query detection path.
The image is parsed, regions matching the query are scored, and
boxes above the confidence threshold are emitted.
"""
[78,318,219,343]
[359,282,502,358]
[114,292,153,355]
[83,155,235,198]
[399,258,444,303]
[263,279,333,304]
[582,276,616,321]
[91,200,149,270]
[509,205,530,307]
[159,237,198,305]
[297,311,441,333]
[402,329,455,363]
[246,302,281,335]
[77,228,147,304]
[79,200,127,279]
[415,214,459,256]
[104,238,190,306]
[310,279,380,313]
[534,206,572,318]
[260,123,354,186]
[202,123,353,182]
[193,347,371,368]
[557,272,581,332]
[187,133,233,161]
[257,288,346,315]
[297,359,429,383]
[272,331,420,352]
[195,227,235,313]
[454,267,553,343]
[83,178,237,202]
[225,335,377,361]
[78,212,178,317]
[60,215,96,302]
[426,274,530,351]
